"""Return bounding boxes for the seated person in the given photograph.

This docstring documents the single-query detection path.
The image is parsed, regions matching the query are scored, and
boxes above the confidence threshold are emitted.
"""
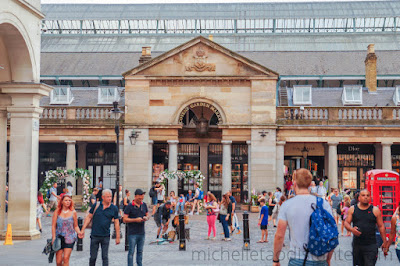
[185,190,195,211]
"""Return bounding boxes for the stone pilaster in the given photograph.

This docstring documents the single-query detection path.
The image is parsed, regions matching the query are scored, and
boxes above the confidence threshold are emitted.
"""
[222,140,232,194]
[119,140,124,187]
[246,140,251,201]
[4,83,51,240]
[167,140,179,194]
[382,141,393,171]
[77,142,87,195]
[0,110,7,235]
[147,140,154,203]
[65,140,76,193]
[276,141,286,190]
[199,143,209,192]
[328,142,339,189]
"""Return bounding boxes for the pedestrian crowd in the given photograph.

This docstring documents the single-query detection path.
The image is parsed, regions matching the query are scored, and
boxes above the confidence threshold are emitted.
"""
[28,169,400,266]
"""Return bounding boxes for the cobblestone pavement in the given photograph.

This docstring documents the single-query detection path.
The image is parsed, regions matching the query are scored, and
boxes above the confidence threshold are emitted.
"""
[0,211,397,265]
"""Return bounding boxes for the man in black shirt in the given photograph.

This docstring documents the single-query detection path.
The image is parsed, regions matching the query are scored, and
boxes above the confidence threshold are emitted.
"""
[123,189,149,266]
[344,189,387,266]
[154,201,171,239]
[81,189,120,266]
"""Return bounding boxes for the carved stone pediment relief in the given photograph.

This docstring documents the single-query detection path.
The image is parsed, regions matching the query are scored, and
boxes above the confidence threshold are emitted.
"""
[185,46,215,72]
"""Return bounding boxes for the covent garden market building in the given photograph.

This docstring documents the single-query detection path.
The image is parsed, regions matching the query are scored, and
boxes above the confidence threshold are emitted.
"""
[3,1,400,230]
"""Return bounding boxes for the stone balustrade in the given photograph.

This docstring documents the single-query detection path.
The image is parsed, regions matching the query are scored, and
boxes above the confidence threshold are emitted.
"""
[277,106,400,124]
[39,107,119,121]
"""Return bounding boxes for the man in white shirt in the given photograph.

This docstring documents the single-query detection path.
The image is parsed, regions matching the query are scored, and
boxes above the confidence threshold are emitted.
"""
[273,168,334,266]
[317,181,327,198]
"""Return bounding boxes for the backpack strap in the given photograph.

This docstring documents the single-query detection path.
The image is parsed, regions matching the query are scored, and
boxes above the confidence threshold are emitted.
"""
[303,196,319,266]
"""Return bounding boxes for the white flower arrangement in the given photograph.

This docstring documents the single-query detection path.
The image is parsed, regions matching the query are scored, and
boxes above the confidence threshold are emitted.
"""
[159,169,205,187]
[40,168,93,211]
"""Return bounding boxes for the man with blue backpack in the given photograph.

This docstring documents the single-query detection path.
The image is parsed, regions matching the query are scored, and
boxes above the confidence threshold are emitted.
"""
[273,168,338,266]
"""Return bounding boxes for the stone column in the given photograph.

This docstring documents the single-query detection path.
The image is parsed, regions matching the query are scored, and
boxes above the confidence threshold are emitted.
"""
[65,140,76,194]
[246,140,251,201]
[148,140,154,203]
[199,143,209,192]
[296,158,301,169]
[222,140,232,194]
[276,141,286,190]
[374,143,383,169]
[328,142,339,189]
[382,141,393,171]
[324,143,329,177]
[4,83,51,240]
[77,142,87,195]
[0,110,7,234]
[167,140,179,194]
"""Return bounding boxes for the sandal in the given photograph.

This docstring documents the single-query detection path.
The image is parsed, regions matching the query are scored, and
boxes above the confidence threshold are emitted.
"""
[257,240,264,243]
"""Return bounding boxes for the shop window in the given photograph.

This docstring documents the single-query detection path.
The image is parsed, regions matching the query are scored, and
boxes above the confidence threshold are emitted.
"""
[393,86,400,106]
[98,86,120,104]
[293,85,312,105]
[342,86,362,105]
[50,86,74,105]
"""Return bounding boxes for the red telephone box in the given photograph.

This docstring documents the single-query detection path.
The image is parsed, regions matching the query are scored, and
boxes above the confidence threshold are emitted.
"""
[365,169,400,234]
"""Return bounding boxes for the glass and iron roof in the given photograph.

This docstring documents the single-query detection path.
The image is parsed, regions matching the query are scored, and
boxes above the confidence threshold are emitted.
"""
[41,1,400,35]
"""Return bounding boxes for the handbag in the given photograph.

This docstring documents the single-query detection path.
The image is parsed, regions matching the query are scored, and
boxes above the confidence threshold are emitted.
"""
[52,236,62,252]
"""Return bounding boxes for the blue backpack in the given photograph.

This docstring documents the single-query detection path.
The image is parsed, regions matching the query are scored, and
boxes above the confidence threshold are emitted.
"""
[304,196,339,262]
[198,189,204,200]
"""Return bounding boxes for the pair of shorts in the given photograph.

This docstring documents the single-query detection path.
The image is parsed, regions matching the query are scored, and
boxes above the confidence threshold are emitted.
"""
[152,197,157,205]
[60,236,75,249]
[332,209,338,217]
[260,225,268,230]
[155,217,168,228]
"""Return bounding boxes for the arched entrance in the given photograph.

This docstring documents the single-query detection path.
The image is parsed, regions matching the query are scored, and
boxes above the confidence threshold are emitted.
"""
[0,4,51,240]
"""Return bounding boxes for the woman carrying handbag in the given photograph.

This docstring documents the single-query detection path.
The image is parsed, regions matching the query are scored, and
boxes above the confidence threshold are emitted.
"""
[51,194,82,266]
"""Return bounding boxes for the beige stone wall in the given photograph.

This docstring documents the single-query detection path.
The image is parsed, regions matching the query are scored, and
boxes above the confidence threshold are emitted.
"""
[250,128,277,192]
[251,80,276,124]
[123,128,150,192]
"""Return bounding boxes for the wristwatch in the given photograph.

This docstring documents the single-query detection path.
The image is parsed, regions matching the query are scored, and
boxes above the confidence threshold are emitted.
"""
[273,259,280,263]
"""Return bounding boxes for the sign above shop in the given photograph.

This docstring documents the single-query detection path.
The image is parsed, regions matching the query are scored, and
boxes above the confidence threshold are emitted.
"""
[178,102,223,124]
[338,144,375,154]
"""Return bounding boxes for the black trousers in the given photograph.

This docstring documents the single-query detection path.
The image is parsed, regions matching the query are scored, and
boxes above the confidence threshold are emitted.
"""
[353,243,378,266]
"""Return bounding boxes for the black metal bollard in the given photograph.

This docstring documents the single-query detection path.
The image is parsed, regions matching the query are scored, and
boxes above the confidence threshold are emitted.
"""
[125,221,129,251]
[77,217,83,251]
[243,211,250,250]
[178,212,186,251]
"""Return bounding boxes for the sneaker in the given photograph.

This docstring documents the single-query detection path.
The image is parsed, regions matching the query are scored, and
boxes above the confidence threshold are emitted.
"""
[205,237,210,240]
[189,212,193,216]
[211,237,216,241]
[225,238,231,241]
[273,225,277,228]
[236,230,241,235]
[174,212,178,215]
[39,229,42,233]
[47,214,51,217]
[195,212,199,215]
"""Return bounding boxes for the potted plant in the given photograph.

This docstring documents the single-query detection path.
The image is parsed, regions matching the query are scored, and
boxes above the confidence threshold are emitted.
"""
[250,193,260,213]
[241,199,250,211]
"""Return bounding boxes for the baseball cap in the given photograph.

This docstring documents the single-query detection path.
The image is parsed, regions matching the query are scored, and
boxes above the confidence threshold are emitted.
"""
[135,189,146,195]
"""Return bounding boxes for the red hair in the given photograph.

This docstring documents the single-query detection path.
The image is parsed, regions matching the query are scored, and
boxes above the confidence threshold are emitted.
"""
[57,195,75,215]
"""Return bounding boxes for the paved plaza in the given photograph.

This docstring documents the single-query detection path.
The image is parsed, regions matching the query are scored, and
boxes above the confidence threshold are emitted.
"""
[0,211,396,266]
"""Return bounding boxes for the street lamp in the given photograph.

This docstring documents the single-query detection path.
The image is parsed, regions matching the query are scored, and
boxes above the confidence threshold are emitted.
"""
[301,144,309,168]
[110,101,123,238]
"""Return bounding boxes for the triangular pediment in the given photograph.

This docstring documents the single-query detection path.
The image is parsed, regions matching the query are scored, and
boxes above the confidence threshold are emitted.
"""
[123,36,278,78]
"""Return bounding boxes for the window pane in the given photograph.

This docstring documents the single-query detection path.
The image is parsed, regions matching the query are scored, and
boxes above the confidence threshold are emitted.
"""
[353,88,361,101]
[345,88,353,101]
[303,87,310,102]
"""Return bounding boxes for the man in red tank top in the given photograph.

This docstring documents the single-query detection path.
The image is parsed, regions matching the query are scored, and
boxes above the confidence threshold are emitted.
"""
[344,189,387,266]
